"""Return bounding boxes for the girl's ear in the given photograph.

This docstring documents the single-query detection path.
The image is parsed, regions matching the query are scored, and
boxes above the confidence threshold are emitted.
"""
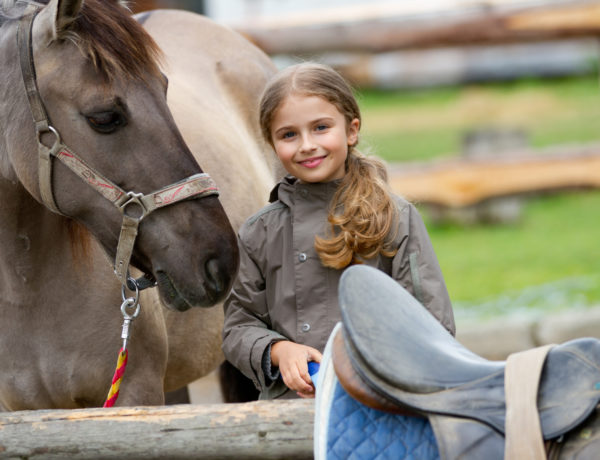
[347,118,360,146]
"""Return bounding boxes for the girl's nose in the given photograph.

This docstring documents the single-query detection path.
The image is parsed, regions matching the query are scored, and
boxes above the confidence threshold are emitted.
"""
[299,134,316,153]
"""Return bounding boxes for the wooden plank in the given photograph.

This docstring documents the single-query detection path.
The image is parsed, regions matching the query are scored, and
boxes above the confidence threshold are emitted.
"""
[388,146,600,207]
[0,400,314,459]
[233,0,600,54]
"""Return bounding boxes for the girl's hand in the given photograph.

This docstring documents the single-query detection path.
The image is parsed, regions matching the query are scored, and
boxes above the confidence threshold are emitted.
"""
[271,341,322,398]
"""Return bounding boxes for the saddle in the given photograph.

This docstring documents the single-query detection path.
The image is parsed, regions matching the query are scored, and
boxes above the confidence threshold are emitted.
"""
[332,265,600,459]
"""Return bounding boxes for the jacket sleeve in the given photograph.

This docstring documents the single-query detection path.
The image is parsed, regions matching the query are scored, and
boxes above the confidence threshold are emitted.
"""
[222,231,287,391]
[391,201,456,336]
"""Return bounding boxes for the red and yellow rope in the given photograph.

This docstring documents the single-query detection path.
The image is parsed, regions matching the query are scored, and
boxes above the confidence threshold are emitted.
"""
[103,348,128,407]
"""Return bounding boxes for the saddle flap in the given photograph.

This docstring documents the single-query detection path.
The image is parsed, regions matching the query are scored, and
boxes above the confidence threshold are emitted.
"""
[429,414,505,460]
[339,265,503,393]
[338,265,600,439]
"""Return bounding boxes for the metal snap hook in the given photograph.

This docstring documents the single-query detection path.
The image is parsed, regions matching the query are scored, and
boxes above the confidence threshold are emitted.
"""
[119,296,140,351]
[120,296,141,320]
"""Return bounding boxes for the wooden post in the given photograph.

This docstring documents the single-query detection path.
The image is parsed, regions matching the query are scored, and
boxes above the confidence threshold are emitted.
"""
[0,400,314,459]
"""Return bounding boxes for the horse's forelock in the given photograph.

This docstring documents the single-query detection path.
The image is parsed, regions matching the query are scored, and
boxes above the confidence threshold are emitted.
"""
[2,1,161,82]
[62,0,163,83]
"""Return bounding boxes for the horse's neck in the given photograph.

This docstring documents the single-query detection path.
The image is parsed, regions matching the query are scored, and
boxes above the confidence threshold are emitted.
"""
[0,176,73,300]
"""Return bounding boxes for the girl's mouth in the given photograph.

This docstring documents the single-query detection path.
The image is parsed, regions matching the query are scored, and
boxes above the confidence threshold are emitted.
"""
[298,155,326,168]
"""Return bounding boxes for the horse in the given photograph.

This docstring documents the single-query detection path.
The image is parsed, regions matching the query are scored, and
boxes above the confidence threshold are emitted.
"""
[0,0,278,410]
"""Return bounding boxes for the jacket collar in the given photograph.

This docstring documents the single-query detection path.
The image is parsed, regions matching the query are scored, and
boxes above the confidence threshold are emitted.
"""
[268,175,295,203]
[269,175,342,207]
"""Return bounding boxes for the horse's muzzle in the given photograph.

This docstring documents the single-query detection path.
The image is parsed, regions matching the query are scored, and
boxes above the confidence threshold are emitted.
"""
[155,258,234,311]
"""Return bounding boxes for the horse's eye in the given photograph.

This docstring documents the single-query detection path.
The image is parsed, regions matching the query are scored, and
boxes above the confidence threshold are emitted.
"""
[86,111,126,134]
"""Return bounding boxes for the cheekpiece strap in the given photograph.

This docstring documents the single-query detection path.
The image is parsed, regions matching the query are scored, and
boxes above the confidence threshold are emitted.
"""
[18,11,48,132]
[18,10,64,214]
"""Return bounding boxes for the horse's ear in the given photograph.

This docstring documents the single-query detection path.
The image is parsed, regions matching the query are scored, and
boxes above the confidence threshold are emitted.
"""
[54,0,84,33]
[36,0,83,42]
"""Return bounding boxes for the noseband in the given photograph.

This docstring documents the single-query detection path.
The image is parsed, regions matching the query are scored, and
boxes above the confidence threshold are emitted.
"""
[17,10,219,290]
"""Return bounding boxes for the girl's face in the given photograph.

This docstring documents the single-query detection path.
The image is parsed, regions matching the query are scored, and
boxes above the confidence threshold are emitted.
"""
[270,94,359,183]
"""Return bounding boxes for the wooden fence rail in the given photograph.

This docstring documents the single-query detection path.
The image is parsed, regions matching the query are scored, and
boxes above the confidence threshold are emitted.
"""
[0,400,314,459]
[388,144,600,208]
[234,0,600,54]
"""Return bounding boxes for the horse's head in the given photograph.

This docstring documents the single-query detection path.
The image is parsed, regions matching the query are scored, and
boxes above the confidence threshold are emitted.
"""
[0,0,239,310]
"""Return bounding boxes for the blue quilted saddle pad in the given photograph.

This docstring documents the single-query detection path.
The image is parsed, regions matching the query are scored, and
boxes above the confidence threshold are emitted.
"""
[314,323,440,460]
[327,381,439,460]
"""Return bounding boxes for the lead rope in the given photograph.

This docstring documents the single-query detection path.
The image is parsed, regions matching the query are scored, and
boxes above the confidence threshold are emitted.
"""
[103,280,141,407]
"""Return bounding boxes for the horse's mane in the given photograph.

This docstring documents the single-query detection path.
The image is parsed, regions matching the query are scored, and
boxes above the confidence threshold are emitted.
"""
[66,218,92,268]
[1,0,162,82]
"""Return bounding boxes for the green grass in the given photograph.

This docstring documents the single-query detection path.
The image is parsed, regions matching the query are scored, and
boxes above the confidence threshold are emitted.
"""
[424,191,600,308]
[356,76,600,316]
[362,129,459,163]
[357,76,600,162]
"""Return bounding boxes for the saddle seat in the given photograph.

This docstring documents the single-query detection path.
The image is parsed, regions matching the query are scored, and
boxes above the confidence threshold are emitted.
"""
[336,265,600,440]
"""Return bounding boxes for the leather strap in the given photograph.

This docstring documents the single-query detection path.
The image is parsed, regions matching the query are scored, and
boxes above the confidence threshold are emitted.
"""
[17,12,48,132]
[38,134,63,214]
[504,344,554,460]
[114,215,141,285]
[18,11,63,214]
[55,143,218,212]
[56,145,125,204]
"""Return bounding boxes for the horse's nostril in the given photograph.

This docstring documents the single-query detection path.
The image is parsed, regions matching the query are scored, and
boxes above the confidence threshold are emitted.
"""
[205,258,225,294]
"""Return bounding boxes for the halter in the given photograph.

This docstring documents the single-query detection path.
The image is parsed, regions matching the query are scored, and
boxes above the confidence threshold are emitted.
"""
[17,10,219,290]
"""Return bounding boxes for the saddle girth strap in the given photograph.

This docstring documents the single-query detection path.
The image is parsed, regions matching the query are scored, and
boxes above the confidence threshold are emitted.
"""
[504,344,555,460]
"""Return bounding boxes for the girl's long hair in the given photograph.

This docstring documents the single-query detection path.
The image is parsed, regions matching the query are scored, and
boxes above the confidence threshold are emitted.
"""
[259,63,398,269]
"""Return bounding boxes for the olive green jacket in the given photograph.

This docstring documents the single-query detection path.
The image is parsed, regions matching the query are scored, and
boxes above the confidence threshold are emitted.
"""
[222,176,455,399]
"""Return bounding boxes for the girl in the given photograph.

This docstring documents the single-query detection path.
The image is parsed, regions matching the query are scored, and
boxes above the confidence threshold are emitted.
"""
[222,62,455,400]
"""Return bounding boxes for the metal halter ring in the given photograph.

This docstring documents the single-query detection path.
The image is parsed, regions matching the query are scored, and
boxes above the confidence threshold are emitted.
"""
[37,125,61,146]
[119,191,148,221]
[121,277,140,319]
[121,277,140,301]
[120,297,141,320]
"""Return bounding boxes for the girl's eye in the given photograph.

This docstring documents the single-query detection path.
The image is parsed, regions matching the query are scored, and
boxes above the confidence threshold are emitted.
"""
[316,124,328,131]
[85,111,127,134]
[282,131,296,139]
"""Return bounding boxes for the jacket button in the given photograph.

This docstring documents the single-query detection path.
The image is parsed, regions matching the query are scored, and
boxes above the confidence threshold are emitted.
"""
[298,252,307,262]
[301,323,311,332]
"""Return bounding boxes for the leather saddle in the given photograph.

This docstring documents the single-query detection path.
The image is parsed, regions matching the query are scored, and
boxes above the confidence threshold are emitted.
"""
[333,265,600,459]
